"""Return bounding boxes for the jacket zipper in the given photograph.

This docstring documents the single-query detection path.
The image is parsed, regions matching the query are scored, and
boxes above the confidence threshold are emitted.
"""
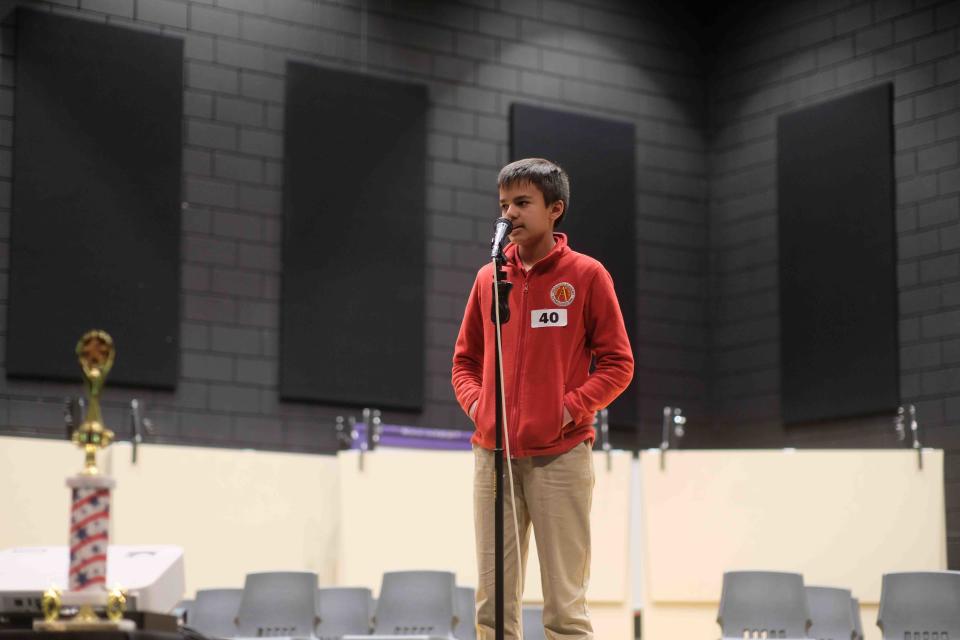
[510,274,529,457]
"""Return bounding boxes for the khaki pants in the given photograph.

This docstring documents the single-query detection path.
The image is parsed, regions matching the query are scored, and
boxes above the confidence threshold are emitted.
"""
[473,441,595,640]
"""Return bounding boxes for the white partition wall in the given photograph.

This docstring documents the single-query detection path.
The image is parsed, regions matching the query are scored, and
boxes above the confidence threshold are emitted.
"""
[108,442,341,593]
[0,435,633,636]
[337,448,635,638]
[638,449,946,640]
[0,436,341,594]
[0,436,82,548]
[2,435,948,640]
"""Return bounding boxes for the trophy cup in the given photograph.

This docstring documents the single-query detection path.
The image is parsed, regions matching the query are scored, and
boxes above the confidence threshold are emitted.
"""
[36,330,132,631]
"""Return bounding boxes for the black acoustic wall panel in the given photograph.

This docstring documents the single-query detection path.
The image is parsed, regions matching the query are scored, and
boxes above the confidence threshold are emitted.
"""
[281,63,426,410]
[778,83,898,425]
[8,9,182,389]
[510,104,637,428]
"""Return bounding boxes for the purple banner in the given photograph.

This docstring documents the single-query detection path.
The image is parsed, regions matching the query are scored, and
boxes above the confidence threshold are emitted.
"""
[351,422,473,451]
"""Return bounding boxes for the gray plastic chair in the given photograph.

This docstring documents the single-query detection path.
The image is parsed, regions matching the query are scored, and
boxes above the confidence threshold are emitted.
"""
[316,587,373,639]
[522,606,545,640]
[344,570,457,639]
[806,586,856,640]
[453,586,476,640]
[717,571,810,639]
[235,571,319,638]
[878,571,960,639]
[851,597,864,640]
[190,588,242,638]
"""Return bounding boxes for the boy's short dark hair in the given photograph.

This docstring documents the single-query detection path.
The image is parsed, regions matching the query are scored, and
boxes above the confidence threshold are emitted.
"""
[497,158,571,228]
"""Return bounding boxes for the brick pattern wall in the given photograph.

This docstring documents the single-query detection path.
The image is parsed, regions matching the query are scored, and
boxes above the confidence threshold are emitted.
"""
[6,0,958,567]
[700,0,960,566]
[0,0,707,452]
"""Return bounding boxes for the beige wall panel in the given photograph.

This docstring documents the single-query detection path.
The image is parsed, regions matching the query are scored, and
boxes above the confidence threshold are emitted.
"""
[0,437,340,596]
[0,436,79,548]
[109,442,340,594]
[337,449,633,635]
[640,449,944,640]
[588,604,634,638]
[337,449,478,589]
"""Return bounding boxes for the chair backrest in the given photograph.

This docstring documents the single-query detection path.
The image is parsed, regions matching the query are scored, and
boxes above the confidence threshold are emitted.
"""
[878,571,960,639]
[235,571,319,638]
[806,586,855,640]
[454,586,476,640]
[717,571,810,639]
[851,597,864,640]
[522,606,545,640]
[373,570,456,637]
[190,588,242,637]
[316,587,373,639]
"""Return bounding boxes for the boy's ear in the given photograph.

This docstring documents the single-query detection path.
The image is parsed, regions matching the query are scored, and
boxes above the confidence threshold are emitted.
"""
[549,199,565,223]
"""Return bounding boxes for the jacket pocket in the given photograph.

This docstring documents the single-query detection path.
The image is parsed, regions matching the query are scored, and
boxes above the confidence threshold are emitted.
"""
[474,390,487,429]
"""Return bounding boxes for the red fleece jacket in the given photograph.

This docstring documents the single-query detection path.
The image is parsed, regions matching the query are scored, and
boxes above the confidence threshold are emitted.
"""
[451,233,634,458]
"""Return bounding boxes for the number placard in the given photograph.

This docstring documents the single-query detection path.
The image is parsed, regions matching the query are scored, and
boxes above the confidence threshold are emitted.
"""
[531,308,568,328]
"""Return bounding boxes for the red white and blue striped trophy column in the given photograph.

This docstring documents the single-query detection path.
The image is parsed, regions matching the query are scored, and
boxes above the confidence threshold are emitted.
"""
[38,330,131,630]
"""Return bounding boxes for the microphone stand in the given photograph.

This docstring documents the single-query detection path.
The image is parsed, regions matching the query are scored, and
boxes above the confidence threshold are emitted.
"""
[490,246,512,640]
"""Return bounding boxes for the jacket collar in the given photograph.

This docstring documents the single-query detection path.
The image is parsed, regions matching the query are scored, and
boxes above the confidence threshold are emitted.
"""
[504,233,570,273]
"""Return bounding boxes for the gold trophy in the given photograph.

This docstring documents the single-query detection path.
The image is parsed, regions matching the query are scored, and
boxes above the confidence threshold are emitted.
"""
[73,330,115,475]
[36,330,132,631]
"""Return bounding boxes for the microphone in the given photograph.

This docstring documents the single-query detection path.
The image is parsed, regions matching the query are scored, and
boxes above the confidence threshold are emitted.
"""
[490,217,513,260]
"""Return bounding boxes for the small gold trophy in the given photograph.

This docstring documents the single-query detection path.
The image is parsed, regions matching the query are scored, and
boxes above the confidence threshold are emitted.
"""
[36,330,132,631]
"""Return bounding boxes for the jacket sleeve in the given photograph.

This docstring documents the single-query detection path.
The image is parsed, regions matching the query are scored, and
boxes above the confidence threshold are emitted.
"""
[451,271,485,417]
[562,266,635,424]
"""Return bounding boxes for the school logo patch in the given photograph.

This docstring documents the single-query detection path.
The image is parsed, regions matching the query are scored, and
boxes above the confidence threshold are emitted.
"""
[550,282,576,307]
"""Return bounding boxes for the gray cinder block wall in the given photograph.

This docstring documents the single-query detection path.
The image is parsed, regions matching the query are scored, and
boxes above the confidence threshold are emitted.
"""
[4,0,960,564]
[0,0,707,451]
[697,0,960,566]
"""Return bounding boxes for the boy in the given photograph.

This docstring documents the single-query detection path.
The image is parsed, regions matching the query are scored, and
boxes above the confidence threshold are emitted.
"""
[451,158,634,639]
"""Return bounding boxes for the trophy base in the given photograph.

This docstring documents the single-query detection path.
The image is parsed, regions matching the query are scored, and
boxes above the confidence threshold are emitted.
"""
[0,611,176,632]
[33,592,135,632]
[33,619,136,632]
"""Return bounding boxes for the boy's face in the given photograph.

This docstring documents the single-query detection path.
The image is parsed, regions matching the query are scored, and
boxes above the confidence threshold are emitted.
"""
[498,181,564,248]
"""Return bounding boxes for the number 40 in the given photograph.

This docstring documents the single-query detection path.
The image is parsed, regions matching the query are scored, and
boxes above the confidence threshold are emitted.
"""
[539,312,560,323]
